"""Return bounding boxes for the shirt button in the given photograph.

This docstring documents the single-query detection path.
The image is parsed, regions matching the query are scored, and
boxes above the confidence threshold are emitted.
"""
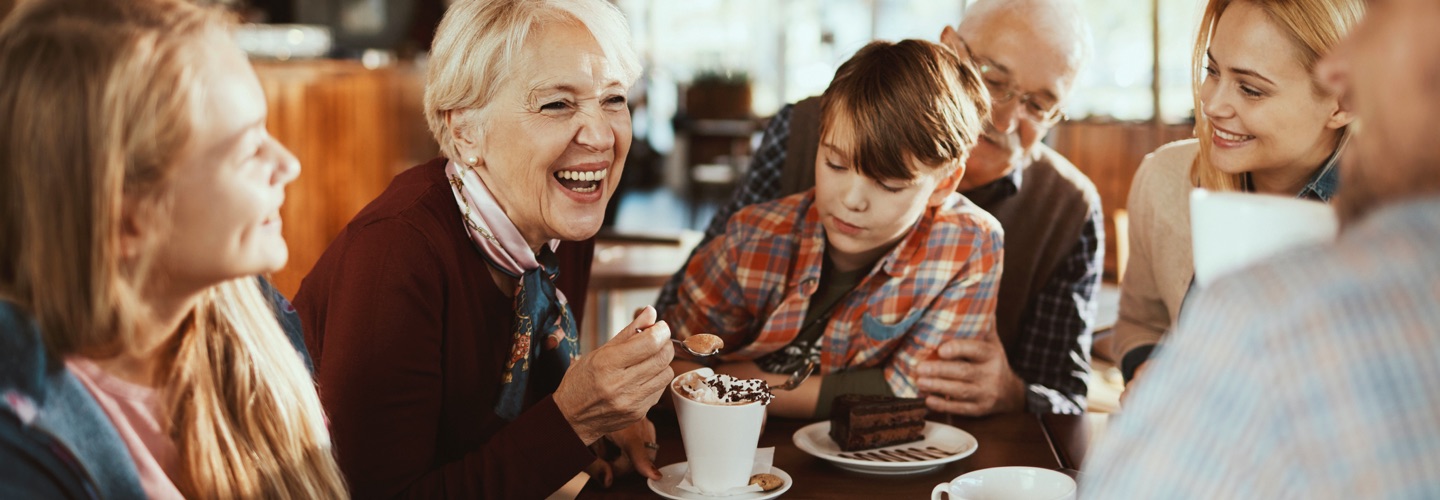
[801,277,818,295]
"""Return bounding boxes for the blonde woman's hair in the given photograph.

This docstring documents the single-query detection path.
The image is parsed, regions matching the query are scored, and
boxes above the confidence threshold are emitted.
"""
[424,0,642,161]
[1190,0,1364,191]
[0,0,347,497]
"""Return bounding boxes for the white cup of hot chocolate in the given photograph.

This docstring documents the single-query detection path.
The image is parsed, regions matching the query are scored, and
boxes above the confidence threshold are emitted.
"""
[670,368,772,494]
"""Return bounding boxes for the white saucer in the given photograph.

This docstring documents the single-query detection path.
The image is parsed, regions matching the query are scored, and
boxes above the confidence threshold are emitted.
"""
[792,420,977,475]
[646,462,792,500]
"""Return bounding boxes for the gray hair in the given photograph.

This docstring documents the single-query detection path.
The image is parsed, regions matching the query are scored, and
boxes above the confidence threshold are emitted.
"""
[424,0,642,161]
[959,0,1094,84]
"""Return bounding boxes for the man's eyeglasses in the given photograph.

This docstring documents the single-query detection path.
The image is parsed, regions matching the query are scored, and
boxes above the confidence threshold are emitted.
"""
[956,36,1068,125]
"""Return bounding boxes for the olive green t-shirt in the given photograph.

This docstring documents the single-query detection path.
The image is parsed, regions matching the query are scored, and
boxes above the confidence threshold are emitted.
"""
[753,251,893,418]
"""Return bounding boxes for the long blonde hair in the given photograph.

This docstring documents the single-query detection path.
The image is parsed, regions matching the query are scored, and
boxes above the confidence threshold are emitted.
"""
[1189,0,1364,191]
[0,0,347,497]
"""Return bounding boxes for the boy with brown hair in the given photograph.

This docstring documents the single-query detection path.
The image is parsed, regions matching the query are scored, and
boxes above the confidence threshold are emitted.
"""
[668,39,1001,418]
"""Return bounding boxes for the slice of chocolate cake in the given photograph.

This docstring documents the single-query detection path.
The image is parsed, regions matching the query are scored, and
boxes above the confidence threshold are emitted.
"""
[828,394,927,452]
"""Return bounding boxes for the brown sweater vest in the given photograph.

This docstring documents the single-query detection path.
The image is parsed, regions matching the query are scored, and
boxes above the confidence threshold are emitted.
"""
[781,97,1096,349]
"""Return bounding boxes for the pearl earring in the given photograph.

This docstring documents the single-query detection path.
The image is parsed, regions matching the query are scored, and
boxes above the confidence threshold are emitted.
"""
[466,156,478,166]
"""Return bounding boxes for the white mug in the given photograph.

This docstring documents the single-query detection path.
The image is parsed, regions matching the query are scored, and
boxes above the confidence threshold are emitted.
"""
[670,368,766,495]
[932,466,1076,500]
[1190,189,1337,288]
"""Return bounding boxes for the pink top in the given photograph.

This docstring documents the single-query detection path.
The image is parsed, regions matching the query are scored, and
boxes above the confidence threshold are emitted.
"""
[66,358,184,500]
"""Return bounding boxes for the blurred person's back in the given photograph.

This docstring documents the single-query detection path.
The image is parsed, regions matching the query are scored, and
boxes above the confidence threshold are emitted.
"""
[1080,0,1440,496]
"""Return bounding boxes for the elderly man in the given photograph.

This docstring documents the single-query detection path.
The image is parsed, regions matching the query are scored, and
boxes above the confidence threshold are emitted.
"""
[657,0,1100,416]
[1082,0,1440,496]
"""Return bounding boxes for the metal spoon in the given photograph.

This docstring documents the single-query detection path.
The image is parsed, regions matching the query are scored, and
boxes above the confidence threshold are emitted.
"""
[772,359,817,391]
[673,333,723,357]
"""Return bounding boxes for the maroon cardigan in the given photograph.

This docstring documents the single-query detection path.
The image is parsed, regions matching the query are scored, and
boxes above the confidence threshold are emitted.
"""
[295,158,597,499]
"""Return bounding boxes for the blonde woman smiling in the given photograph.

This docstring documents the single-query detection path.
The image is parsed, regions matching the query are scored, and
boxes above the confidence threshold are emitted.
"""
[0,0,346,497]
[1115,0,1363,393]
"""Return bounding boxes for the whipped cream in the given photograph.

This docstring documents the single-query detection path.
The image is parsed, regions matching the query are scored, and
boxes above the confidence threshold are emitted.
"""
[674,371,774,406]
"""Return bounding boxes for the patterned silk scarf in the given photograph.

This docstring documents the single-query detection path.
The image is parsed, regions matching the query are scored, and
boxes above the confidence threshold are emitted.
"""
[445,160,580,420]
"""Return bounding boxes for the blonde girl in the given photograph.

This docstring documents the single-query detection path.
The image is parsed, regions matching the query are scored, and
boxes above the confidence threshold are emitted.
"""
[0,0,347,497]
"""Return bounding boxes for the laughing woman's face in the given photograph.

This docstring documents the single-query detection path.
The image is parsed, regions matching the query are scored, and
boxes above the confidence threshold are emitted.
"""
[455,20,632,248]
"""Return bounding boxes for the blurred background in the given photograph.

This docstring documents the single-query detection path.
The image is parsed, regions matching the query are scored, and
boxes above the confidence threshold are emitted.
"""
[0,0,1206,295]
[0,0,1203,409]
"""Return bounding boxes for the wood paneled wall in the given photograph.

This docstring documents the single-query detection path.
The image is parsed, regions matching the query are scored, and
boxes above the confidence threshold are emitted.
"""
[255,60,436,297]
[1047,121,1195,279]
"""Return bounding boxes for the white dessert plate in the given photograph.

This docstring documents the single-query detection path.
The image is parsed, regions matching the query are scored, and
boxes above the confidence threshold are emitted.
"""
[792,421,978,475]
[647,462,792,500]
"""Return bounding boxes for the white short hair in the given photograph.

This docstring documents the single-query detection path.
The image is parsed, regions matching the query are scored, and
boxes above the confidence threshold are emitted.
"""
[424,0,642,161]
[960,0,1093,73]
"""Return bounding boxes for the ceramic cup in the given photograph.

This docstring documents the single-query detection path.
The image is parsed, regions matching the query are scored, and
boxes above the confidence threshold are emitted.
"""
[670,367,766,494]
[931,466,1076,500]
[1190,189,1337,288]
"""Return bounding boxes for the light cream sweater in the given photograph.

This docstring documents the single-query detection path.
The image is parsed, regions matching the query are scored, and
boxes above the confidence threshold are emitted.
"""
[1113,140,1199,370]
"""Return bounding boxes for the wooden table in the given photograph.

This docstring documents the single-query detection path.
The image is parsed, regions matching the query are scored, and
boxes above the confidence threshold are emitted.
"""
[1040,413,1090,470]
[577,411,1081,498]
[254,59,435,298]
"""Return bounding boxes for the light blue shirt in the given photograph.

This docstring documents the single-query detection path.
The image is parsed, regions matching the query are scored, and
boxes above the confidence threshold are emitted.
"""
[1083,197,1440,498]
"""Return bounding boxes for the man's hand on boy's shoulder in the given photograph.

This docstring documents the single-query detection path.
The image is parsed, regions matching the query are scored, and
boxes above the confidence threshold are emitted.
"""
[915,335,1027,416]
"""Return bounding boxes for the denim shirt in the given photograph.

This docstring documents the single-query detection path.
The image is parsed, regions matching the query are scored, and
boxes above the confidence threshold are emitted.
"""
[0,278,305,498]
[1245,147,1341,201]
[1295,148,1342,201]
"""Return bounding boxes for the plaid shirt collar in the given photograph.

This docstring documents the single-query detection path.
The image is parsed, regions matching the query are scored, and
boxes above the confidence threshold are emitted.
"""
[798,192,958,280]
[958,164,1023,206]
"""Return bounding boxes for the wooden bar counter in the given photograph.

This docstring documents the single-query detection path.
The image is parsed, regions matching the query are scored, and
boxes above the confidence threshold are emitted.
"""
[253,59,436,297]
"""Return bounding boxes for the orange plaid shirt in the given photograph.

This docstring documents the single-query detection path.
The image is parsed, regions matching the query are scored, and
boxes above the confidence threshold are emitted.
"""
[669,190,1003,396]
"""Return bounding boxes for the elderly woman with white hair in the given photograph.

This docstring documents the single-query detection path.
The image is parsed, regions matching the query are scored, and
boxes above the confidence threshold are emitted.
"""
[294,0,674,496]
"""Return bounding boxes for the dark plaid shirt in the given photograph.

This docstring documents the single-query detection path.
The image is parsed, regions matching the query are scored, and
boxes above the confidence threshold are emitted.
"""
[657,104,1102,414]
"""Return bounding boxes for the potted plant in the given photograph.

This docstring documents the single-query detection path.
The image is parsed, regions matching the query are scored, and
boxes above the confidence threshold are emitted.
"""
[685,69,751,120]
